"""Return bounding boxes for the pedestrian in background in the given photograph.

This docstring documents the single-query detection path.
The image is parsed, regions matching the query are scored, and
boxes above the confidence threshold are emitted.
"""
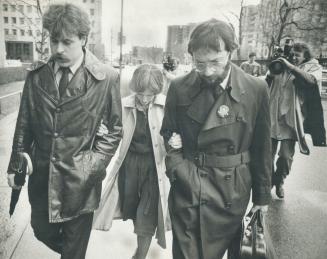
[267,42,326,199]
[93,64,171,259]
[240,52,262,76]
[161,18,272,259]
[6,3,122,259]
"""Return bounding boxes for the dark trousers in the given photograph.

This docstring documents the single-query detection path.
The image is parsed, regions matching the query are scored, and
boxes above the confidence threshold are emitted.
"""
[31,210,93,259]
[271,138,296,185]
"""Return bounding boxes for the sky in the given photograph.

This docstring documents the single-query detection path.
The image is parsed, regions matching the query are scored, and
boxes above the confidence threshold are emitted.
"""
[102,0,260,56]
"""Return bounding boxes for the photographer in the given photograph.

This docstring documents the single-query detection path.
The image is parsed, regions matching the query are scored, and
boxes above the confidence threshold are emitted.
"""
[267,42,326,199]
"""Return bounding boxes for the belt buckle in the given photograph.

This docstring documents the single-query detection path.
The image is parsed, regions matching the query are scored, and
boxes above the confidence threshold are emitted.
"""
[195,152,205,167]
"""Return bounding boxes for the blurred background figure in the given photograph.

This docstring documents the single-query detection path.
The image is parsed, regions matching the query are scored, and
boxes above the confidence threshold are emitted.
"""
[240,52,262,77]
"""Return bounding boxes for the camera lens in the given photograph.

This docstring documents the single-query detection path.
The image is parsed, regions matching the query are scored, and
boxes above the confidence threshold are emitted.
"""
[269,60,284,75]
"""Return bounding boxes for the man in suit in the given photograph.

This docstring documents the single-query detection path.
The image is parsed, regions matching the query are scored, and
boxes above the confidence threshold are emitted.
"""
[161,19,272,259]
[7,4,122,259]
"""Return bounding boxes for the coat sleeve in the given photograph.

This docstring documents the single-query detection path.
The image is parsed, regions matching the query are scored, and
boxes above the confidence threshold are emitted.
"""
[92,70,123,167]
[160,81,187,181]
[249,81,272,205]
[7,73,34,174]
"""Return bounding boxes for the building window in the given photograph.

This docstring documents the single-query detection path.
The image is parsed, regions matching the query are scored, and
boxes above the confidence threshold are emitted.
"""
[5,29,9,35]
[11,5,15,12]
[36,30,41,37]
[28,18,32,24]
[90,9,95,15]
[21,30,25,36]
[29,30,33,36]
[3,4,8,11]
[13,29,17,35]
[18,5,24,12]
[20,17,24,24]
[83,0,87,2]
[35,18,41,25]
[12,17,17,24]
[91,0,95,2]
[27,5,32,13]
[4,17,8,23]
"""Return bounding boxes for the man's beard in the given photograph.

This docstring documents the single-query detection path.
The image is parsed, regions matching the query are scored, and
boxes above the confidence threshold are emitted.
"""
[199,63,231,85]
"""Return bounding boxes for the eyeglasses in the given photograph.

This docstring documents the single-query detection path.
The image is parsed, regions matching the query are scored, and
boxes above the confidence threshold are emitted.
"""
[194,60,227,71]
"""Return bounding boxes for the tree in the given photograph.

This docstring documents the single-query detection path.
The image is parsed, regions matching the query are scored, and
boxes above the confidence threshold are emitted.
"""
[3,0,50,60]
[258,0,325,57]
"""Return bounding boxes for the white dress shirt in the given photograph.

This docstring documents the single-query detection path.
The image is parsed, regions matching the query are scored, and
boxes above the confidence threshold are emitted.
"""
[53,54,84,87]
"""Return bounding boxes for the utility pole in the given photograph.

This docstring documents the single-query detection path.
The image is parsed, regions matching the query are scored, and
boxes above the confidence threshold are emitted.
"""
[119,0,124,77]
[110,28,113,65]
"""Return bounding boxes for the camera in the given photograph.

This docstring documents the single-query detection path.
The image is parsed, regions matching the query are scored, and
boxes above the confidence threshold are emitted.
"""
[163,55,177,72]
[268,39,294,75]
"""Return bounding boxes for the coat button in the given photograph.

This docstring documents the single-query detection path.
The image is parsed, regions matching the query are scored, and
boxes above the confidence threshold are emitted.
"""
[51,156,56,162]
[155,144,158,147]
[54,132,59,138]
[200,173,207,177]
[224,175,231,180]
[55,108,61,113]
[152,126,156,130]
[225,202,232,209]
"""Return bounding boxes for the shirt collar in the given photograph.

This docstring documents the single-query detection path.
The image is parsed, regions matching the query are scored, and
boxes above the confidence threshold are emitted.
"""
[53,53,84,75]
[220,66,231,90]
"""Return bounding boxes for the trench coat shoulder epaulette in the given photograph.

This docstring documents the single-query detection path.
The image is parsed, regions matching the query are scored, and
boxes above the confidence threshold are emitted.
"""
[27,60,47,72]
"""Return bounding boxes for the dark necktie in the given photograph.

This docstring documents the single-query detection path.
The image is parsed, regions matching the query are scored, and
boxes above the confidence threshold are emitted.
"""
[212,84,224,99]
[58,67,70,97]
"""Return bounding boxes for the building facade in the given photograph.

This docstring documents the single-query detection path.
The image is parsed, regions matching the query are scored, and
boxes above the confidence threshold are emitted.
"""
[239,4,261,59]
[240,0,327,60]
[166,23,196,64]
[131,46,164,64]
[0,0,104,65]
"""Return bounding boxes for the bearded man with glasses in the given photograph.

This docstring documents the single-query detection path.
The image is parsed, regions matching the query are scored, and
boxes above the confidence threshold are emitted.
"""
[160,18,272,259]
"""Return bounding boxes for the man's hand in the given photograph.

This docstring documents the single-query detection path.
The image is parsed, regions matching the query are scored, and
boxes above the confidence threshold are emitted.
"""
[168,132,182,149]
[251,204,268,214]
[277,57,295,71]
[7,174,22,190]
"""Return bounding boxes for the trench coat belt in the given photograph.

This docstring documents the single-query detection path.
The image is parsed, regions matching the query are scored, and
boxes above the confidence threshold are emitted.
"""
[193,151,250,168]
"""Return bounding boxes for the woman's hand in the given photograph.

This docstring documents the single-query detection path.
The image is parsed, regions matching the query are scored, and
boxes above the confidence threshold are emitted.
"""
[96,121,109,136]
[168,132,182,149]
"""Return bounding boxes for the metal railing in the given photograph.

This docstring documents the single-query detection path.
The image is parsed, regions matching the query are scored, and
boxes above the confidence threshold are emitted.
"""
[0,90,23,114]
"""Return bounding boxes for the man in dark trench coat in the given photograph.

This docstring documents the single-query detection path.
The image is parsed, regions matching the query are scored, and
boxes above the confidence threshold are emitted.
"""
[7,3,122,259]
[161,19,272,259]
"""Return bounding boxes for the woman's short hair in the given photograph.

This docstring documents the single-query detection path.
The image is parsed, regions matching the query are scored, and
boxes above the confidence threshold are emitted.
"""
[188,18,238,55]
[43,3,90,40]
[293,43,313,62]
[129,64,164,94]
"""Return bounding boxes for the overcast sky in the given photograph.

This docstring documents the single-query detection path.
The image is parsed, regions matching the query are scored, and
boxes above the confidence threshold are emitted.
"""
[102,0,260,56]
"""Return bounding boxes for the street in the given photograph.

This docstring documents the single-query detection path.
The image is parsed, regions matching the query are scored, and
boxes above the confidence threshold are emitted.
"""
[0,78,327,259]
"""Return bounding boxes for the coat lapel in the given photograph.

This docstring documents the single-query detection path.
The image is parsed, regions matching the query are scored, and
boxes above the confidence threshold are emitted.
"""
[37,64,60,103]
[186,73,215,125]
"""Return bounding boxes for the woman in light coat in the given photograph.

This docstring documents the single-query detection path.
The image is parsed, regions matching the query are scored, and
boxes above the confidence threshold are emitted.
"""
[93,64,171,259]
